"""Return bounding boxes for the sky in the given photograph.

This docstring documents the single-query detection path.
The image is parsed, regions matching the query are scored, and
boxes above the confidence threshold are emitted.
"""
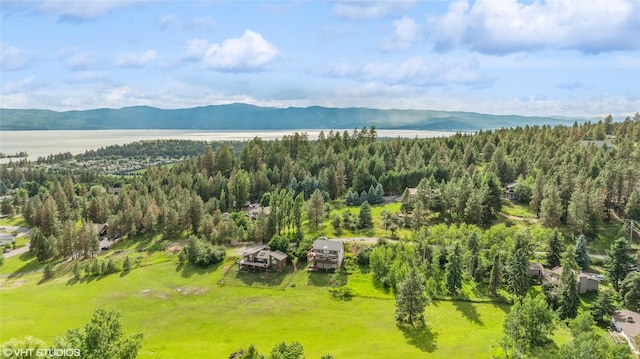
[1,0,639,118]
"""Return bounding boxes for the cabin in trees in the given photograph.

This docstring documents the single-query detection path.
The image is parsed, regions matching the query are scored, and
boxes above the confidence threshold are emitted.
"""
[549,266,601,294]
[237,245,287,272]
[308,239,344,271]
[528,262,544,278]
[503,183,518,201]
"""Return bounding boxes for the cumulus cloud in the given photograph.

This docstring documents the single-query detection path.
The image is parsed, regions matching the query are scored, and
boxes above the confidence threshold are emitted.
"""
[38,0,133,21]
[381,16,421,51]
[429,0,640,54]
[115,50,158,68]
[0,43,31,70]
[333,1,416,20]
[183,30,279,72]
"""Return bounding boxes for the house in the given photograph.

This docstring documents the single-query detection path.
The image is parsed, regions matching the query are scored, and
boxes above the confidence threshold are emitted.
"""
[579,140,614,150]
[549,266,600,294]
[237,245,287,272]
[612,310,640,356]
[528,262,544,278]
[307,238,344,271]
[244,205,270,220]
[503,183,518,201]
[93,223,108,238]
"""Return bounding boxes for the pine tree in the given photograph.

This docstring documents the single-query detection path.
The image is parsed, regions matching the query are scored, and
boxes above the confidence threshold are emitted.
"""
[506,230,532,298]
[122,256,132,272]
[558,245,581,320]
[591,289,617,324]
[546,228,564,268]
[490,252,501,296]
[307,189,325,232]
[445,242,464,295]
[605,237,633,291]
[395,270,429,327]
[357,201,373,229]
[574,234,590,270]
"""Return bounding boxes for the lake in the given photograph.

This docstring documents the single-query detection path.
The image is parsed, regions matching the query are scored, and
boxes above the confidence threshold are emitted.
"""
[0,129,456,163]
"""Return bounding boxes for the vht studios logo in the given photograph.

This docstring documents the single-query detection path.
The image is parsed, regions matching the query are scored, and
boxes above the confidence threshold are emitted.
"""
[3,348,81,357]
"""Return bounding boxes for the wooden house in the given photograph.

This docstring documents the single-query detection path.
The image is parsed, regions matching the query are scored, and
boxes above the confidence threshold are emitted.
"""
[237,245,287,272]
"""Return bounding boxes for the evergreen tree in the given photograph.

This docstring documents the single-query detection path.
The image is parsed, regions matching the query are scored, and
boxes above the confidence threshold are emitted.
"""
[625,190,640,221]
[506,230,532,298]
[445,241,464,294]
[546,228,564,268]
[307,189,325,232]
[400,188,413,214]
[540,183,563,228]
[605,237,633,291]
[558,245,580,320]
[395,269,429,327]
[591,289,617,324]
[357,201,373,229]
[621,271,640,311]
[574,235,590,270]
[490,252,502,296]
[122,256,132,272]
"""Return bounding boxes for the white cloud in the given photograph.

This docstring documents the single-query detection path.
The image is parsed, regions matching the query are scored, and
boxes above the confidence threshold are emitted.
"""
[183,30,279,72]
[0,43,31,71]
[315,57,490,88]
[1,75,36,93]
[183,16,216,32]
[38,0,133,21]
[429,0,640,54]
[381,16,421,51]
[69,71,108,83]
[157,14,176,30]
[115,50,158,68]
[65,51,95,70]
[333,1,416,20]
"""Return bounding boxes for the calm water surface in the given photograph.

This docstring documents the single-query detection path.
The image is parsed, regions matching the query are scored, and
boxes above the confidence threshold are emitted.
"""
[0,129,455,163]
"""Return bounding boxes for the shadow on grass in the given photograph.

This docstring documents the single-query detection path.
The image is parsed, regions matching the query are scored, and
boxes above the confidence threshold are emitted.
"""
[231,265,293,287]
[397,323,438,352]
[176,262,223,278]
[452,300,483,325]
[6,252,43,278]
[307,271,347,287]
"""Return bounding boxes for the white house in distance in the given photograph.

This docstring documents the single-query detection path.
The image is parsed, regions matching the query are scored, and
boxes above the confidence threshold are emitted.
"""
[307,238,344,271]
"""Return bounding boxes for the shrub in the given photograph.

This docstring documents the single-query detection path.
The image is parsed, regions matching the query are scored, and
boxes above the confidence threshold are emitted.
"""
[329,286,354,301]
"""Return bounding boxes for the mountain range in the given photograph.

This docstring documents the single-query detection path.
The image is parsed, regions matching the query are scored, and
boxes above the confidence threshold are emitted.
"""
[0,104,589,131]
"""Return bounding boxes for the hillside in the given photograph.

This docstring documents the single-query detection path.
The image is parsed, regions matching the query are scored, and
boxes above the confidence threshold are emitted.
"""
[0,104,585,131]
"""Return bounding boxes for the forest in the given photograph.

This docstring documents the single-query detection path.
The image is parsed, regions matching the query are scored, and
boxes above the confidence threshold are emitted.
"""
[1,113,640,358]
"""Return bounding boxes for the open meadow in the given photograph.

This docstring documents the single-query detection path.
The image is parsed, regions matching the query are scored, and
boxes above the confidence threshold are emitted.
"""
[0,249,513,359]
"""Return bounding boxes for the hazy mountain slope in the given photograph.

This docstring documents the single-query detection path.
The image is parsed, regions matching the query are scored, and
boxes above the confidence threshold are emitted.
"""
[0,104,583,131]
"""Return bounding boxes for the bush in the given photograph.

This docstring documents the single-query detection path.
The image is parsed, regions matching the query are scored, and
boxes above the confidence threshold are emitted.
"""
[356,245,372,266]
[182,235,226,267]
[329,286,354,301]
[42,264,54,280]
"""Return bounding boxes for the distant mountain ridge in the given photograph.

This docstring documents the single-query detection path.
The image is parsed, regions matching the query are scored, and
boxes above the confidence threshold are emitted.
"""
[0,104,587,131]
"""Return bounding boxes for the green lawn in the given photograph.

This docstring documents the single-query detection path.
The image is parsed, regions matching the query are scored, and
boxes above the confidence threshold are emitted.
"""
[2,254,512,359]
[501,201,536,219]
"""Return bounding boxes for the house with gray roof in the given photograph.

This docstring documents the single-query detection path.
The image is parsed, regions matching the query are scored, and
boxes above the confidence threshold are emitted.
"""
[237,245,288,272]
[308,238,344,271]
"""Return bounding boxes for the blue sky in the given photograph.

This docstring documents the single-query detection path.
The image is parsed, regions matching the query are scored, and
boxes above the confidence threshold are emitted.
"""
[1,0,639,118]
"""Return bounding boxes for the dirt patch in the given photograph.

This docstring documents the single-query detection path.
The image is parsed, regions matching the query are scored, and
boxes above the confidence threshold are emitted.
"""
[139,288,169,300]
[166,244,183,254]
[0,279,27,289]
[175,287,208,296]
[222,266,231,275]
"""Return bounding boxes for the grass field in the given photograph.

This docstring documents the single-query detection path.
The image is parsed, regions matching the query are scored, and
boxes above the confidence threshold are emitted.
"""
[1,250,514,359]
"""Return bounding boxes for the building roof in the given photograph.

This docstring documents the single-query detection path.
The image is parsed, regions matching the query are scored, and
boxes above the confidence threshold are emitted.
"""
[529,262,544,271]
[579,140,614,149]
[242,245,266,257]
[270,250,288,261]
[313,239,343,252]
[613,310,640,337]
